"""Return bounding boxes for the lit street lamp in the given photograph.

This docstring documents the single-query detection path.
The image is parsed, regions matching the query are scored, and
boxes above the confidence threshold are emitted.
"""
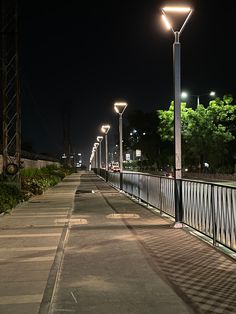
[161,6,192,228]
[181,90,216,105]
[114,102,128,190]
[101,124,110,181]
[93,142,99,169]
[114,102,128,171]
[97,136,103,171]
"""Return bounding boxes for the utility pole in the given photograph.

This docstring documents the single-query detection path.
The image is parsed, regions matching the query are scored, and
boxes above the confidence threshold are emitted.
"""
[1,0,21,180]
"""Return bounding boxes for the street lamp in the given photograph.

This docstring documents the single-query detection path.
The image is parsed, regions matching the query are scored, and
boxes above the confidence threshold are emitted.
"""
[97,136,103,171]
[93,142,99,169]
[101,124,110,181]
[114,102,128,172]
[161,6,192,228]
[114,102,128,190]
[181,91,216,105]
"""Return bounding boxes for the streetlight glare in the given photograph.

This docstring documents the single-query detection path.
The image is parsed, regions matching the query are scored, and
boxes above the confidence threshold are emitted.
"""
[162,14,172,30]
[114,102,128,114]
[181,91,188,99]
[101,125,110,134]
[161,6,193,35]
[210,91,215,96]
[97,136,103,142]
[162,7,191,12]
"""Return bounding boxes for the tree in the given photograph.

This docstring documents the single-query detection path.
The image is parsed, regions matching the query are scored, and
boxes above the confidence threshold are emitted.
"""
[158,95,236,172]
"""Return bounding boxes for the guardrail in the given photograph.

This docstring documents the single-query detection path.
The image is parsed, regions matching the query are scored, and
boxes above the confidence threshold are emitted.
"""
[102,170,236,252]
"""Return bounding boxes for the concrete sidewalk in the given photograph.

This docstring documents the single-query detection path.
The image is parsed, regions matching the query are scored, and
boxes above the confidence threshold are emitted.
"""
[49,172,236,314]
[1,171,236,314]
[0,174,80,314]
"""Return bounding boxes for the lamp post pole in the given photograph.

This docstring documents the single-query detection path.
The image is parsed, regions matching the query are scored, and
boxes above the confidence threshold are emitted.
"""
[114,102,128,190]
[105,134,108,177]
[119,114,123,172]
[101,125,110,182]
[97,136,103,175]
[197,95,200,106]
[173,31,182,224]
[93,142,99,173]
[161,6,192,227]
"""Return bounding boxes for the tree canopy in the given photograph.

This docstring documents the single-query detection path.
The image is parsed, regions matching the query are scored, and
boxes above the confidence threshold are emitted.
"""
[158,95,236,172]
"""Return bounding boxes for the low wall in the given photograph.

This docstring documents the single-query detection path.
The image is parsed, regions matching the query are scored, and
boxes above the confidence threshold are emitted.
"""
[0,155,60,173]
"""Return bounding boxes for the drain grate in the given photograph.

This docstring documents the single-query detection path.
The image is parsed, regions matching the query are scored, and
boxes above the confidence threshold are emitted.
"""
[75,189,95,194]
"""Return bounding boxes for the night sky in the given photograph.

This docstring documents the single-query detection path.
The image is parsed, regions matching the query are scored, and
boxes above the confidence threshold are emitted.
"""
[19,0,235,166]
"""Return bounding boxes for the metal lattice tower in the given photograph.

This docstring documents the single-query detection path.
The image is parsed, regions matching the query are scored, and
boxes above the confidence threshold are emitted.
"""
[0,0,21,177]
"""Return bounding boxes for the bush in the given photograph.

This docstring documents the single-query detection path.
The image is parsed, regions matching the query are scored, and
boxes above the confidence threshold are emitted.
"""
[20,165,72,196]
[0,165,74,213]
[0,183,24,214]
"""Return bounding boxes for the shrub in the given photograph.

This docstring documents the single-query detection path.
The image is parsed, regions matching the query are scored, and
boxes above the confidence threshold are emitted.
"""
[0,183,24,214]
[20,165,71,196]
[0,165,74,213]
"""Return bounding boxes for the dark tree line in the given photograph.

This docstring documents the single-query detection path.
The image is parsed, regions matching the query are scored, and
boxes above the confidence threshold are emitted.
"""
[123,95,236,173]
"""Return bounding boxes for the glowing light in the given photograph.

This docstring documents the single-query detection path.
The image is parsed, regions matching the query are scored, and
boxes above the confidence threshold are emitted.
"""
[101,125,110,134]
[162,7,191,12]
[114,102,128,114]
[210,91,215,97]
[97,136,103,142]
[162,14,171,30]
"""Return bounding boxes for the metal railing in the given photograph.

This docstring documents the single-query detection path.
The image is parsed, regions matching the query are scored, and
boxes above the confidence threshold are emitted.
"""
[103,170,236,252]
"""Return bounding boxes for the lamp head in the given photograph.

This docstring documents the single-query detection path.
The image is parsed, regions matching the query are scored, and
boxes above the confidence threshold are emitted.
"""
[181,91,188,99]
[101,124,110,134]
[97,136,103,142]
[161,6,192,34]
[114,102,128,115]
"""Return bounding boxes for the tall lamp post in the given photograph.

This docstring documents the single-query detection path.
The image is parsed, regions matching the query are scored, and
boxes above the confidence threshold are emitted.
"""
[161,6,192,228]
[101,124,110,181]
[93,142,99,171]
[181,91,215,105]
[97,136,103,173]
[114,102,128,190]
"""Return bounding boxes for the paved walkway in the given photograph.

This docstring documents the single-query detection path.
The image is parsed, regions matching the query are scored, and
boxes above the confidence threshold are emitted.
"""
[0,172,236,313]
[0,174,78,314]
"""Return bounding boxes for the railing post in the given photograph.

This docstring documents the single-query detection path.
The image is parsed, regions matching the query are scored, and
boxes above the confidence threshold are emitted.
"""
[160,177,163,215]
[120,172,123,190]
[138,174,141,202]
[174,179,183,223]
[211,184,217,246]
[105,170,108,182]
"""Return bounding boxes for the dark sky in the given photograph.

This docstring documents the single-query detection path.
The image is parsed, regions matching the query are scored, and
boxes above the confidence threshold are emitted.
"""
[19,0,235,166]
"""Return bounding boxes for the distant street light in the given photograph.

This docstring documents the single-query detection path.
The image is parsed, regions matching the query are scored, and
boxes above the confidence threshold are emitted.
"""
[181,90,216,105]
[101,124,110,181]
[93,142,99,169]
[161,5,192,228]
[97,136,103,171]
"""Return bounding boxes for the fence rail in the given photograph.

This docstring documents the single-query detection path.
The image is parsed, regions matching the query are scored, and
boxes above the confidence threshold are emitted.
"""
[100,170,236,252]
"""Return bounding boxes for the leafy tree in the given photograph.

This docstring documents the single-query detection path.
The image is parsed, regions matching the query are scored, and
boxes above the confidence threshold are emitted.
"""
[158,95,236,172]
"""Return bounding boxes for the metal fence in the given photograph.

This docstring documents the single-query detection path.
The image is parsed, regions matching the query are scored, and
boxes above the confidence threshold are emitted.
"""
[105,171,236,252]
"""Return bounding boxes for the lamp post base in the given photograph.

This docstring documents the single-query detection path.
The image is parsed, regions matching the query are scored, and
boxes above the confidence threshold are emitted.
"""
[173,222,183,229]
